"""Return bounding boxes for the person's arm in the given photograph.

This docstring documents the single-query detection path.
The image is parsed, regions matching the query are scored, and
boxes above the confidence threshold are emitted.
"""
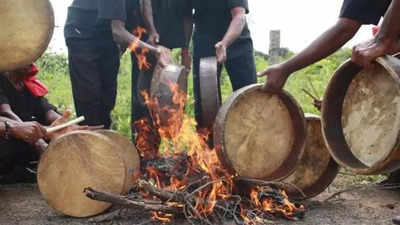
[0,104,23,122]
[215,6,247,64]
[352,0,400,67]
[259,18,361,91]
[0,116,47,144]
[45,109,62,125]
[143,0,159,46]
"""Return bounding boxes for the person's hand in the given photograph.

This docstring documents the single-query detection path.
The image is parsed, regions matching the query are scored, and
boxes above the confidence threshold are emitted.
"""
[147,31,160,46]
[181,49,192,75]
[215,41,227,64]
[257,64,289,91]
[46,110,101,140]
[156,46,173,68]
[33,139,48,155]
[8,121,47,144]
[351,39,388,68]
[351,38,400,68]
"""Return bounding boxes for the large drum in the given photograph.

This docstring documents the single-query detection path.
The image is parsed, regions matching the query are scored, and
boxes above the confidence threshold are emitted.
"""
[214,84,307,181]
[0,0,54,72]
[199,56,221,129]
[150,63,187,138]
[322,55,400,174]
[137,47,187,139]
[37,131,140,217]
[282,114,339,199]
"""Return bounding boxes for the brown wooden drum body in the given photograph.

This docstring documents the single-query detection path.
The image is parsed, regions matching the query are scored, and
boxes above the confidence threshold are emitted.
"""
[214,84,307,181]
[38,131,140,218]
[282,114,339,199]
[150,63,187,138]
[322,56,400,175]
[0,0,54,72]
[199,56,221,128]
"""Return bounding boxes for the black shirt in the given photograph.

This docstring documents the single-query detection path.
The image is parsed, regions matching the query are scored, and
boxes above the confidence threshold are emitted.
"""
[190,0,253,59]
[64,0,141,40]
[340,0,391,25]
[151,0,189,49]
[0,76,56,124]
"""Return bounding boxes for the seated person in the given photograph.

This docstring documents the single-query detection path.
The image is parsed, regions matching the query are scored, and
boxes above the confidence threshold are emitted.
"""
[0,64,87,183]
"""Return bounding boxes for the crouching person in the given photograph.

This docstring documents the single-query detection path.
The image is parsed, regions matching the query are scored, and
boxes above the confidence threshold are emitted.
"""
[0,64,88,183]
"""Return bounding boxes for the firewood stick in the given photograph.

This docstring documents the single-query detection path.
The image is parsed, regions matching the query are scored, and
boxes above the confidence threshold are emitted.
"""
[84,187,182,214]
[138,180,185,203]
[46,116,85,133]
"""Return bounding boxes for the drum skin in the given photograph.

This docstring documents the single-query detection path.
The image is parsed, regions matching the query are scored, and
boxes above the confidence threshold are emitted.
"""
[96,130,141,193]
[0,0,54,72]
[214,84,307,181]
[282,114,339,200]
[322,55,400,175]
[38,131,127,217]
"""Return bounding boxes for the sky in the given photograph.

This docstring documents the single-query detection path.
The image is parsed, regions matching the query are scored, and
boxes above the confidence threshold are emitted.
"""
[48,0,378,54]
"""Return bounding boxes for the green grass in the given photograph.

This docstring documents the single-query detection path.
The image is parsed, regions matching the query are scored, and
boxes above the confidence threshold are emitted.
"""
[36,48,352,138]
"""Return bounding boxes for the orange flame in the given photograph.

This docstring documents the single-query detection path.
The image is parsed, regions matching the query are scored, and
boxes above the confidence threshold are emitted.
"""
[248,187,304,220]
[129,26,151,70]
[135,73,303,223]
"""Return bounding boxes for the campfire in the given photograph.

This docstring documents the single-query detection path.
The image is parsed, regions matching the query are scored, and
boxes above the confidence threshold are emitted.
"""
[84,29,306,224]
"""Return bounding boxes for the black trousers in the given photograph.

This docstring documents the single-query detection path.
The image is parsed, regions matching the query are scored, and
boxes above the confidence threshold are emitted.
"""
[130,53,161,153]
[0,139,37,175]
[193,52,257,128]
[66,38,120,129]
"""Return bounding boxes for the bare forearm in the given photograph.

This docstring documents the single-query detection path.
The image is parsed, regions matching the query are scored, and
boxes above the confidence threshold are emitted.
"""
[45,110,62,126]
[221,13,246,47]
[376,0,400,45]
[0,104,23,122]
[143,0,157,34]
[280,19,360,75]
[111,20,136,48]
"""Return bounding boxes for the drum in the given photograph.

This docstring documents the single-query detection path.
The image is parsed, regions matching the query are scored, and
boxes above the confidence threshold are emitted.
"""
[214,84,306,181]
[282,114,339,199]
[150,63,187,138]
[322,55,400,174]
[199,56,221,128]
[0,0,54,72]
[37,131,140,217]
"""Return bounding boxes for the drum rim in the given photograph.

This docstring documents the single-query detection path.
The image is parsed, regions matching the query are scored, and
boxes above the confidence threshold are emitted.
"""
[285,115,340,200]
[214,83,307,181]
[37,131,126,217]
[0,0,55,72]
[321,55,400,175]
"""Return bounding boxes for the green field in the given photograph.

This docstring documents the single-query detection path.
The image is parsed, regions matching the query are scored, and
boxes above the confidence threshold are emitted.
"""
[36,48,352,138]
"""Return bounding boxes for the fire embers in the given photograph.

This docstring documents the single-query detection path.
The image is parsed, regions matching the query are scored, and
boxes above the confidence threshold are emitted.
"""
[127,26,306,224]
[244,187,306,222]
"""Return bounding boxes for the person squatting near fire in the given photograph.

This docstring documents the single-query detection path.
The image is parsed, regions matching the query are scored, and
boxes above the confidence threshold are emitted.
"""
[65,0,145,129]
[187,0,257,131]
[130,0,192,153]
[0,65,89,184]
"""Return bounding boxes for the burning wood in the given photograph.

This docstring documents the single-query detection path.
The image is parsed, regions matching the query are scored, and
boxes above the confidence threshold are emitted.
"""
[85,151,305,224]
[86,37,306,224]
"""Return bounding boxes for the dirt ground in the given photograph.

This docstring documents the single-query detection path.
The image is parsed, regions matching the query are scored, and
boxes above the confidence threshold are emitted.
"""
[0,173,399,225]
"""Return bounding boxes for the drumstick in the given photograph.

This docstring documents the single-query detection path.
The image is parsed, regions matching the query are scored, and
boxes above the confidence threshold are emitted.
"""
[46,116,85,133]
